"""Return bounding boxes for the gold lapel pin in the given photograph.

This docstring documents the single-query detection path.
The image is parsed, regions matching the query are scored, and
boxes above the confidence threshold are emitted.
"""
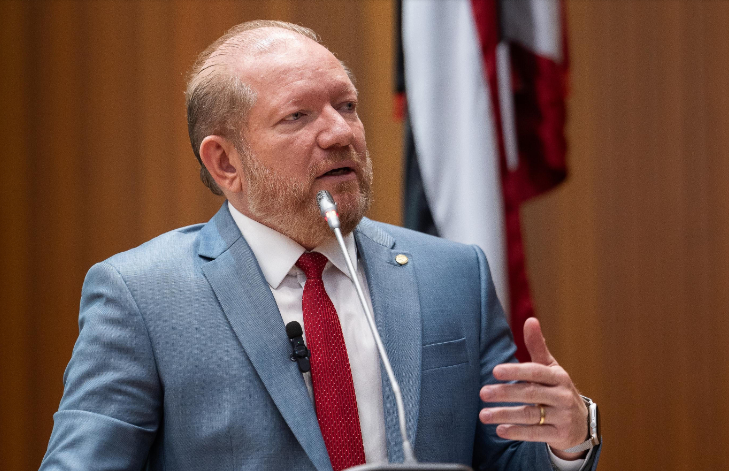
[395,254,409,265]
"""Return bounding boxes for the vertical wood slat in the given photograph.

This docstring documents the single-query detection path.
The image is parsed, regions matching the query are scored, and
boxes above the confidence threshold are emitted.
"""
[358,0,403,227]
[83,1,143,261]
[27,2,87,462]
[138,1,179,239]
[168,0,236,226]
[0,3,32,470]
[704,6,729,465]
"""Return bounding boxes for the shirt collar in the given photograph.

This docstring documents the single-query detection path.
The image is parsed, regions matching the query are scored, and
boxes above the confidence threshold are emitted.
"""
[228,202,358,289]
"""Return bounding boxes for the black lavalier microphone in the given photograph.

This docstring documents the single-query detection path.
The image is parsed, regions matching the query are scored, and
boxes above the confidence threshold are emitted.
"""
[286,321,310,373]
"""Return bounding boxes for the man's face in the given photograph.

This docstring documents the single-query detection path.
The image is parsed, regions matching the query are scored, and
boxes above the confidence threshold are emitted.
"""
[233,33,372,248]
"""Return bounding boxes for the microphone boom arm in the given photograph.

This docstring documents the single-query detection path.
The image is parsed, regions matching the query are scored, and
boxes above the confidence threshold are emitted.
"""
[317,190,416,464]
[332,225,416,463]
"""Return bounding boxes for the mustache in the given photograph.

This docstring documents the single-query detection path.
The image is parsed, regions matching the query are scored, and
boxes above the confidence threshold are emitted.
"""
[308,147,369,180]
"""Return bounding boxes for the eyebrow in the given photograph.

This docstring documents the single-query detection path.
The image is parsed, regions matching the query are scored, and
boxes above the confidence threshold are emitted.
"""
[282,80,358,107]
[331,79,359,97]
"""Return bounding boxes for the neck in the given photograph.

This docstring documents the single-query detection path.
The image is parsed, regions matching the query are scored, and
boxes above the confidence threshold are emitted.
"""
[227,199,336,250]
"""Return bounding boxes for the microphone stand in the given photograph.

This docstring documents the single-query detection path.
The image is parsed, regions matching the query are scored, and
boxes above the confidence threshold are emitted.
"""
[316,191,472,471]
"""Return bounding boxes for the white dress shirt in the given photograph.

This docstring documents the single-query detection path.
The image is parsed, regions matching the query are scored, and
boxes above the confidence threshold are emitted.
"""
[229,203,387,463]
[228,202,586,470]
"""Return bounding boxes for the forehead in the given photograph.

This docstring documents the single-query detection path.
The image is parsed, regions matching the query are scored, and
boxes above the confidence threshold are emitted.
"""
[233,31,355,101]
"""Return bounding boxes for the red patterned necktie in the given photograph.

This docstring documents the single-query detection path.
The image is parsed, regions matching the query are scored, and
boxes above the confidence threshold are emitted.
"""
[296,252,366,471]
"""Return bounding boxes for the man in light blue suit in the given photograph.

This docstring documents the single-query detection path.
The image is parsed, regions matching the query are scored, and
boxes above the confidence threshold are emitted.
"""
[41,20,600,471]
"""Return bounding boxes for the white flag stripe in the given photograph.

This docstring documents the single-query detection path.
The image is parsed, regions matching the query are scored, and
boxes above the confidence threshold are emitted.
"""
[402,0,509,314]
[501,0,563,62]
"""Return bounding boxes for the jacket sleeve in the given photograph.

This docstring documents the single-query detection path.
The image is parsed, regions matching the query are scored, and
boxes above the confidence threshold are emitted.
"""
[469,244,554,471]
[40,261,161,471]
[469,245,602,471]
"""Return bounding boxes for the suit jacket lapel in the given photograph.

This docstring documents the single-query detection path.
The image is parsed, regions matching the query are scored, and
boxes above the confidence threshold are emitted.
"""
[198,205,331,471]
[355,218,422,463]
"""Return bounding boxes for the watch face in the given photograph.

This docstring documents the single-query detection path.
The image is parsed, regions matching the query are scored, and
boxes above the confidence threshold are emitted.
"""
[590,403,601,445]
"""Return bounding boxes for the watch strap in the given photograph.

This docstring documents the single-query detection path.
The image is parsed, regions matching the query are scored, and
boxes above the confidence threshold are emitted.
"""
[561,396,599,454]
[562,439,594,454]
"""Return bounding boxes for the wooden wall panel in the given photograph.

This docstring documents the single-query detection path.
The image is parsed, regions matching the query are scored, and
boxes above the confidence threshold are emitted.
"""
[0,1,400,468]
[524,1,729,469]
[3,0,729,470]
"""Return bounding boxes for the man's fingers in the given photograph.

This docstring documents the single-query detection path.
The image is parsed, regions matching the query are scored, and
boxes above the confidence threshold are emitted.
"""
[480,382,570,407]
[492,362,565,386]
[495,424,558,444]
[523,317,556,366]
[479,405,542,426]
[495,423,584,451]
[480,321,589,452]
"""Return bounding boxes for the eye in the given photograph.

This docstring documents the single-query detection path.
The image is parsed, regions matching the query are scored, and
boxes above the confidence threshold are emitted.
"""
[341,101,357,112]
[284,111,305,121]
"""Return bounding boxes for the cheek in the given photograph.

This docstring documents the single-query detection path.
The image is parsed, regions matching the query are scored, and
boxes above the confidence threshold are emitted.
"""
[251,136,310,173]
[272,152,315,182]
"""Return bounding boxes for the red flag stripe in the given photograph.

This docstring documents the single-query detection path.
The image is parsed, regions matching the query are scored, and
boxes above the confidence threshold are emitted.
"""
[471,0,569,362]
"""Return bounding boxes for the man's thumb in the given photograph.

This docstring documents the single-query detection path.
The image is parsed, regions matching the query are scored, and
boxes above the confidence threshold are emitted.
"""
[523,317,556,365]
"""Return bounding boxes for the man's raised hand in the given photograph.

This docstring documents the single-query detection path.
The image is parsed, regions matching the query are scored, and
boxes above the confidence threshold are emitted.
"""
[478,318,589,460]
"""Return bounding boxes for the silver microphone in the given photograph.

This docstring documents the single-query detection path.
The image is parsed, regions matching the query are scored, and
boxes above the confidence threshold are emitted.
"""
[316,190,415,462]
[316,190,341,229]
[315,191,472,471]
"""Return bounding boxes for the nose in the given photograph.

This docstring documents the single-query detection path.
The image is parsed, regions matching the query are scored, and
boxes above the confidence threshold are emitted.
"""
[316,106,355,149]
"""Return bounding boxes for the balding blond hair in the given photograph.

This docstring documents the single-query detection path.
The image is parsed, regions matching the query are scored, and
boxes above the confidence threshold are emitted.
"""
[185,20,320,195]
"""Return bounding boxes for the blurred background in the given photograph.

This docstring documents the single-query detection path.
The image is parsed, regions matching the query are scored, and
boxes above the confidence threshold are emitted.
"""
[1,1,728,470]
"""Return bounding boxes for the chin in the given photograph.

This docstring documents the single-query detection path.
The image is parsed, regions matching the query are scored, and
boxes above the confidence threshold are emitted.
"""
[329,177,368,202]
[332,190,372,235]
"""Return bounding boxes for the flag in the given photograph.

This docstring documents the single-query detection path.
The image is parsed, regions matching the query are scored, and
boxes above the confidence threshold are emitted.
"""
[398,0,569,362]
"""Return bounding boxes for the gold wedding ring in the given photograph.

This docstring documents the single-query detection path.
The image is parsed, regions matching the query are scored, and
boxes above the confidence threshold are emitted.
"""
[538,405,546,425]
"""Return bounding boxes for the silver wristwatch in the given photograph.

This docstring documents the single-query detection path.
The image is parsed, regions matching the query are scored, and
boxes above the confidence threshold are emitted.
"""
[561,396,600,454]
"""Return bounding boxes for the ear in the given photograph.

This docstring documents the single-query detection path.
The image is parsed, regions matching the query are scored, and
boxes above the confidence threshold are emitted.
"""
[199,135,245,194]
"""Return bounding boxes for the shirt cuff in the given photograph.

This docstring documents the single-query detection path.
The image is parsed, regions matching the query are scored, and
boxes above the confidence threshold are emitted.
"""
[547,444,590,471]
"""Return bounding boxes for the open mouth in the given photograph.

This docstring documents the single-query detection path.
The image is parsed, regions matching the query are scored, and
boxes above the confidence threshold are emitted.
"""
[319,166,355,178]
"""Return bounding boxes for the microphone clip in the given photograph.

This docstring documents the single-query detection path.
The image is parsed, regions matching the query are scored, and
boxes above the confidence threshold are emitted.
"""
[286,321,311,373]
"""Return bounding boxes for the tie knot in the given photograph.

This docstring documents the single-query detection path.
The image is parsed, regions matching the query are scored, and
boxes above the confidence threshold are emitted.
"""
[296,252,328,279]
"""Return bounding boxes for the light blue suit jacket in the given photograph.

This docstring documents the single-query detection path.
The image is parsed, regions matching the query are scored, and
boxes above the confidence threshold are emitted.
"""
[41,204,599,470]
